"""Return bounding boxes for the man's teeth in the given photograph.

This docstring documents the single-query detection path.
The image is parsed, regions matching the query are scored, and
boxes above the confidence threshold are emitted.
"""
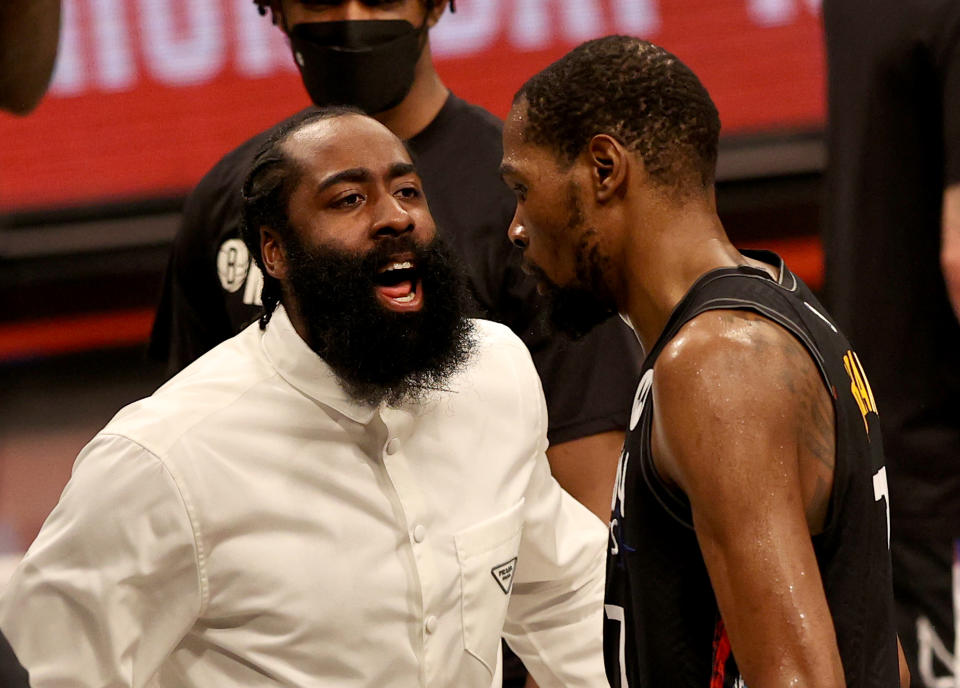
[384,261,413,272]
[395,292,416,303]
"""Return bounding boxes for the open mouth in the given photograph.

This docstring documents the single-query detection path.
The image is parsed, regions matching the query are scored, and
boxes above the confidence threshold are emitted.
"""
[374,255,424,312]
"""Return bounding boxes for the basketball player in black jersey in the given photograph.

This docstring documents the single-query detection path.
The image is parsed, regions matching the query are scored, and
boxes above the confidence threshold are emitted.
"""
[500,36,908,688]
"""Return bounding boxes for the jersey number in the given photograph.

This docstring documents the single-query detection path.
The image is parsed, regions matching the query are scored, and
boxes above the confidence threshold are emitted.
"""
[873,466,890,548]
[605,604,630,688]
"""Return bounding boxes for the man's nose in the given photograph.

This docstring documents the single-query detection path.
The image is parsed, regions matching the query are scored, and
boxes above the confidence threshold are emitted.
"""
[341,0,381,21]
[372,193,415,238]
[507,216,528,249]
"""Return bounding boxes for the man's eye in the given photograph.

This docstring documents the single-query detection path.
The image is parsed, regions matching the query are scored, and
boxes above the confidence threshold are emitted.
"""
[395,186,421,200]
[513,185,527,202]
[333,192,364,208]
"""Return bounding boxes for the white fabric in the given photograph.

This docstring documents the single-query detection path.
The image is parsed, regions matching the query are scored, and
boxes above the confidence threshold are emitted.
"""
[0,308,608,688]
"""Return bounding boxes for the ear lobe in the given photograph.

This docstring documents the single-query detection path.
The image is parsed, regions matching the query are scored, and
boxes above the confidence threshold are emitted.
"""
[260,226,288,281]
[588,135,627,203]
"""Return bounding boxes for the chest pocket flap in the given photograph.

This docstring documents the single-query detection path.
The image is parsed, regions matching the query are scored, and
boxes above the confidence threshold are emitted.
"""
[454,498,525,675]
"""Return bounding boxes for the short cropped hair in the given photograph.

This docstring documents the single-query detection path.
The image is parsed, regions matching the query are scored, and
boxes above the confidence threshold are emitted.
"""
[240,106,361,327]
[516,36,721,191]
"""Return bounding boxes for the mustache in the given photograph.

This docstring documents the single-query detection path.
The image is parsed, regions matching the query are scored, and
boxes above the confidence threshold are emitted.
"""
[356,234,424,271]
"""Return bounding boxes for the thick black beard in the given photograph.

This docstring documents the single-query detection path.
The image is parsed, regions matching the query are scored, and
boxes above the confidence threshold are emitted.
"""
[284,234,474,407]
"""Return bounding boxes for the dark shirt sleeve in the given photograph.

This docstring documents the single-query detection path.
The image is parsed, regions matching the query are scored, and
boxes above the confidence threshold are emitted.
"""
[939,1,960,185]
[508,264,642,447]
[148,178,236,377]
[0,630,29,688]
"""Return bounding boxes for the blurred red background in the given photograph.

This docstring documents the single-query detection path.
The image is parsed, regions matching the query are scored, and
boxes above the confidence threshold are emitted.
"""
[0,0,825,211]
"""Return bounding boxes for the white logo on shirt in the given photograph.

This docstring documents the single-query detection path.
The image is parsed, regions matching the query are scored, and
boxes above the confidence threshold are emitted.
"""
[217,238,250,293]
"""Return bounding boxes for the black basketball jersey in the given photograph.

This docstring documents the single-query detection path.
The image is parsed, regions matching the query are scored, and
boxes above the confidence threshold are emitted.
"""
[604,250,899,688]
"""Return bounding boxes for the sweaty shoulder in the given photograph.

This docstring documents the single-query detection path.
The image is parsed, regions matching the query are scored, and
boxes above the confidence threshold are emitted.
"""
[651,309,823,487]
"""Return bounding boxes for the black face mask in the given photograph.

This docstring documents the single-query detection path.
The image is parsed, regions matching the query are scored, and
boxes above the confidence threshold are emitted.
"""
[289,20,426,115]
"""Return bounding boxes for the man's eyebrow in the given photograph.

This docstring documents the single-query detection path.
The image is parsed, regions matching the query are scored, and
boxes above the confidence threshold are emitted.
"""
[498,162,519,180]
[387,162,417,179]
[317,167,371,193]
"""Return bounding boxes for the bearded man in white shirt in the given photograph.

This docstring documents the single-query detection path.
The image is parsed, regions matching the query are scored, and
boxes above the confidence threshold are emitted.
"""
[0,108,608,688]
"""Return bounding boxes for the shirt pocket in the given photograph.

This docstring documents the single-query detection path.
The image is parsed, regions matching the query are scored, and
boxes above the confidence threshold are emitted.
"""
[454,498,525,676]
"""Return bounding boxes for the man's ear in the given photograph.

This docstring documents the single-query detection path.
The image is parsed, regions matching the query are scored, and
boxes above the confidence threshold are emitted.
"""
[587,134,629,203]
[260,226,288,280]
[426,0,448,28]
[267,0,285,29]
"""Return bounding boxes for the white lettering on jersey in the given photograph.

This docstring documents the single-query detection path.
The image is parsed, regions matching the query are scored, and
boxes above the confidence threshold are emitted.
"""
[604,604,631,688]
[915,542,960,687]
[629,368,654,431]
[242,262,264,307]
[872,466,890,548]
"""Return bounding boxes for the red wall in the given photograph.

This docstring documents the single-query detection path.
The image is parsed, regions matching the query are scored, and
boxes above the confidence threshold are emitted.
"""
[0,0,825,211]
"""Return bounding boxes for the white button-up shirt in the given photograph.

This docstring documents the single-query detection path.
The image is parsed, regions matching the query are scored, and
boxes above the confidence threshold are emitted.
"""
[1,308,608,687]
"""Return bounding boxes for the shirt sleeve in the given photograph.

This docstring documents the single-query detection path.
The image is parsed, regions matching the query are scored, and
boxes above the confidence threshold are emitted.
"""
[501,357,609,687]
[0,435,203,688]
[528,315,641,446]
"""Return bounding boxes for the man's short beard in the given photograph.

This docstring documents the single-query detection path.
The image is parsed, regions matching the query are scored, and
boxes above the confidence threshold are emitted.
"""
[284,233,474,407]
[537,194,617,340]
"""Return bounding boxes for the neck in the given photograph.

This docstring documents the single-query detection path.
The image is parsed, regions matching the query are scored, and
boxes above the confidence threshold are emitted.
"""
[374,43,449,140]
[617,193,761,352]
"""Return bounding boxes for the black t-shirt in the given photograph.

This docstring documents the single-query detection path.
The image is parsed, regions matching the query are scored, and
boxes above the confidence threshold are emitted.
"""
[0,630,28,687]
[150,94,641,444]
[822,0,960,536]
[604,252,899,687]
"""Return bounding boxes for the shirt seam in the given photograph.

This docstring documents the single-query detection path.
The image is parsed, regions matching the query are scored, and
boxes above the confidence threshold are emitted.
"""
[98,432,210,617]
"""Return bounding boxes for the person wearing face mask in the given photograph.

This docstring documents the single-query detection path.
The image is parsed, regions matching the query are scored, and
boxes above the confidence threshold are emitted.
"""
[149,2,640,668]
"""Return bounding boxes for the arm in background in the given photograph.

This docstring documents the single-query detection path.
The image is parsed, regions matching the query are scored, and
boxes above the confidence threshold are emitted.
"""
[0,0,61,115]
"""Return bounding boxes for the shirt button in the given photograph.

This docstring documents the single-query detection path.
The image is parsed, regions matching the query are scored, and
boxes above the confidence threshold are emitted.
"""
[413,524,426,543]
[425,615,438,634]
[385,438,400,455]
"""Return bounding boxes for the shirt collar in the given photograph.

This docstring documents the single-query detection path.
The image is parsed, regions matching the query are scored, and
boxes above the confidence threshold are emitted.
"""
[260,306,379,425]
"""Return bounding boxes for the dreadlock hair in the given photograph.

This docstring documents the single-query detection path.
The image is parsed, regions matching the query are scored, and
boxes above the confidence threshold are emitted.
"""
[240,106,362,329]
[516,36,721,194]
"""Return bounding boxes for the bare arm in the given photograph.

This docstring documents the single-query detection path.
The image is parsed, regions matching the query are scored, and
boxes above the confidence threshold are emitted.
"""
[941,182,960,322]
[898,636,910,688]
[0,0,61,115]
[650,311,845,688]
[545,430,623,522]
